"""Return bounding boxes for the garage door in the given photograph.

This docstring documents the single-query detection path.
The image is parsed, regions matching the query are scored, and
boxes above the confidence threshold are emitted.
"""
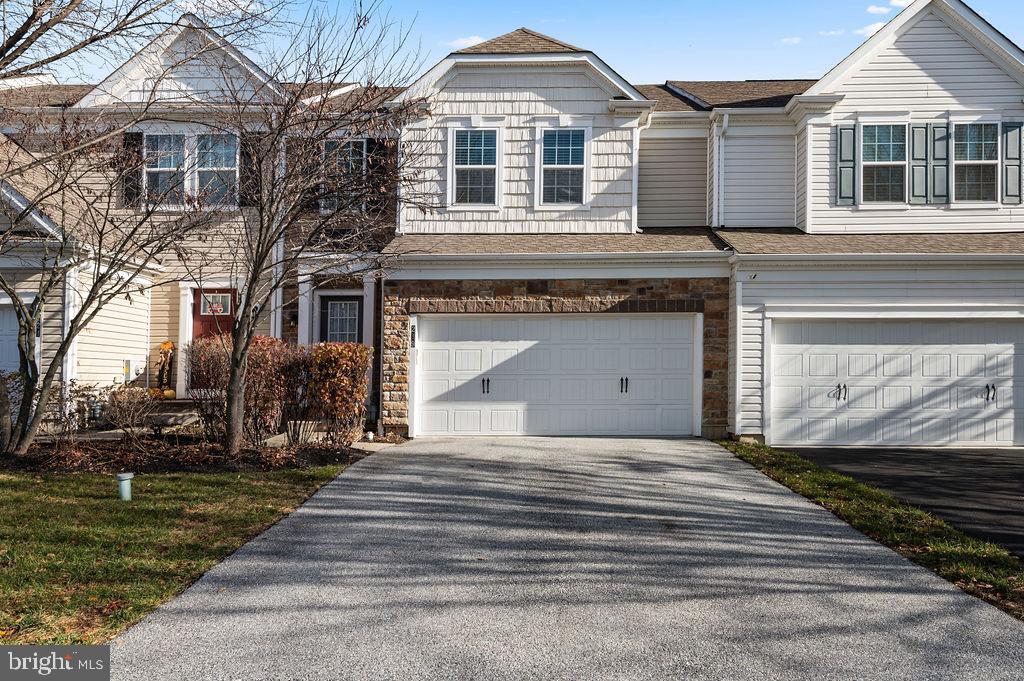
[413,314,697,436]
[771,320,1024,446]
[0,306,19,373]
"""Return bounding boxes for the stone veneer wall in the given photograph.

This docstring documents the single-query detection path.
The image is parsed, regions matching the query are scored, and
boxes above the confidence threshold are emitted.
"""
[381,278,730,438]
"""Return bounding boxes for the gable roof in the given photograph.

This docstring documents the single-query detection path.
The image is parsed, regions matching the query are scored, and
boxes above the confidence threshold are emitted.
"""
[74,13,284,108]
[2,84,94,107]
[666,80,817,110]
[456,28,582,55]
[634,84,701,112]
[807,0,1024,95]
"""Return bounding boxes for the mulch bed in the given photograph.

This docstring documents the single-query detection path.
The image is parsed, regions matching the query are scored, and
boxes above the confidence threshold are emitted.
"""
[1,433,363,474]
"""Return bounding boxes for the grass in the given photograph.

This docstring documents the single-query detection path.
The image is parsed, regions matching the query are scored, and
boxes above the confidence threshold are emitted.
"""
[719,439,1024,621]
[0,465,344,644]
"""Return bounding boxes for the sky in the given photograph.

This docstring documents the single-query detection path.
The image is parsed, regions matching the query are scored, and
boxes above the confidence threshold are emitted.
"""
[383,0,1024,83]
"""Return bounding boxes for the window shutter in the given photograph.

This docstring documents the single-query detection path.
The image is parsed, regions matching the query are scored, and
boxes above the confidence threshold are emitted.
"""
[909,125,928,204]
[365,137,395,216]
[1002,122,1022,205]
[238,133,262,208]
[928,124,949,204]
[122,132,144,208]
[285,138,319,213]
[836,125,856,206]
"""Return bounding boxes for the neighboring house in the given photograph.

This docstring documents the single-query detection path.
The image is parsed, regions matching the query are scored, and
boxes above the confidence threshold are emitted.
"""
[4,0,1024,447]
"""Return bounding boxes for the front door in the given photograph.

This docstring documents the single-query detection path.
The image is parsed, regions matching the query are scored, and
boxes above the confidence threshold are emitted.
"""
[193,289,235,339]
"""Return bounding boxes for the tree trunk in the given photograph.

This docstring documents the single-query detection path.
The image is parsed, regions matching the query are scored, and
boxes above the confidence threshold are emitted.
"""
[223,331,249,457]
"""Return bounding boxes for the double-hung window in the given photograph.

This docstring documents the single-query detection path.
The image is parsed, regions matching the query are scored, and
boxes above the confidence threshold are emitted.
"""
[197,133,238,205]
[322,139,366,213]
[143,131,240,208]
[954,123,999,202]
[453,129,497,205]
[861,124,907,203]
[319,296,362,343]
[541,129,585,204]
[144,134,186,205]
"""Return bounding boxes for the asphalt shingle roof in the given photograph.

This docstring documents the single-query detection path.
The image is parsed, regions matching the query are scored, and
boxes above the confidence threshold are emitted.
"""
[456,28,583,55]
[716,228,1024,255]
[666,80,818,109]
[384,228,725,255]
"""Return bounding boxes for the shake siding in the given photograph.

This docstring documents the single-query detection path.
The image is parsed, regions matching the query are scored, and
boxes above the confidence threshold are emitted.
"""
[401,68,636,234]
[637,137,708,227]
[812,9,1024,232]
[76,275,150,386]
[734,268,1024,435]
[722,126,795,228]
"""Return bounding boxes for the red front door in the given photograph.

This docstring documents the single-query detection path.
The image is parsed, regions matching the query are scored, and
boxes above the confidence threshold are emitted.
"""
[193,289,235,339]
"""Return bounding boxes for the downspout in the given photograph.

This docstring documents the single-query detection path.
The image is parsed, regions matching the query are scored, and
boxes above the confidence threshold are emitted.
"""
[61,267,79,385]
[631,112,653,233]
[715,112,730,228]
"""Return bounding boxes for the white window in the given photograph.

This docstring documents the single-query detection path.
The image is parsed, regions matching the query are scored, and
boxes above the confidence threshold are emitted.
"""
[144,134,186,205]
[199,292,232,315]
[541,129,585,204]
[452,129,497,205]
[143,131,239,208]
[861,124,906,203]
[321,297,361,343]
[322,139,366,213]
[197,134,238,205]
[953,123,999,202]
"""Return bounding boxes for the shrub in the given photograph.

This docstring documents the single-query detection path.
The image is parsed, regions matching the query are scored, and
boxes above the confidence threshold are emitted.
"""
[307,343,373,446]
[280,345,316,445]
[185,334,232,441]
[104,385,156,446]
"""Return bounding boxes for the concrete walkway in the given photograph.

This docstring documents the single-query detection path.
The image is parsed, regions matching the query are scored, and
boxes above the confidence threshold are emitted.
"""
[111,438,1024,680]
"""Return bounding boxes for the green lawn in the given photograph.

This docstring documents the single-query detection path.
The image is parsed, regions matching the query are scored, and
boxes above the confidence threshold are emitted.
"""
[0,466,344,644]
[720,440,1024,621]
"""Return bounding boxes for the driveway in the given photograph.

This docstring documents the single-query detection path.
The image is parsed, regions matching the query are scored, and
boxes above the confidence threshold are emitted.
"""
[111,438,1024,680]
[795,447,1024,557]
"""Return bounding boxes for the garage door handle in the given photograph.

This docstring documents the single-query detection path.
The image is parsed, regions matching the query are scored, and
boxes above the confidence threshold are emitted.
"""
[842,384,848,400]
[620,377,624,393]
[486,378,490,394]
[482,378,486,395]
[625,377,629,393]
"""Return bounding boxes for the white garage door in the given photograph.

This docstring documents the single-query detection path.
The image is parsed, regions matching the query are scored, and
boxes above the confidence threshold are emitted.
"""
[413,314,698,437]
[0,306,19,373]
[771,320,1024,446]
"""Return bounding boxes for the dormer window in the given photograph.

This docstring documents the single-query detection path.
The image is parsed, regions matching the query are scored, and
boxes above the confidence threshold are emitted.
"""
[453,129,497,205]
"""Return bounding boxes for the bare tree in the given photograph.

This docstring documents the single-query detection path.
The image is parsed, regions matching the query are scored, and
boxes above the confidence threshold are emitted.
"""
[176,1,427,455]
[0,124,215,456]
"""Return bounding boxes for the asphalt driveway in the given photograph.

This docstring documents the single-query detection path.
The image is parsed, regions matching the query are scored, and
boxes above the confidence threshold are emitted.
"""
[795,447,1024,557]
[111,438,1024,680]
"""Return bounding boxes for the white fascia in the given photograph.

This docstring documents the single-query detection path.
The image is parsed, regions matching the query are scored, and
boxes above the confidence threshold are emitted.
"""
[729,252,1024,266]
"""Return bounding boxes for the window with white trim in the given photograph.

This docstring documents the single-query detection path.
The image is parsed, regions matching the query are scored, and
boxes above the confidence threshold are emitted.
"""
[144,132,240,207]
[144,134,186,205]
[453,129,497,205]
[199,292,232,315]
[861,124,906,203]
[322,139,367,213]
[320,297,361,343]
[197,134,238,205]
[954,123,999,202]
[541,129,585,204]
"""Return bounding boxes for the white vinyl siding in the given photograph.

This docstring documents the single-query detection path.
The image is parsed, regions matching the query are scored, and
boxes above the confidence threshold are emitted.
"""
[812,9,1024,232]
[401,69,635,234]
[637,137,708,227]
[76,278,151,386]
[794,126,807,229]
[721,126,795,228]
[733,265,1024,437]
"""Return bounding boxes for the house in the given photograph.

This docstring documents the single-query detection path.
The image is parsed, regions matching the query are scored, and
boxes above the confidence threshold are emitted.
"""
[3,0,1024,447]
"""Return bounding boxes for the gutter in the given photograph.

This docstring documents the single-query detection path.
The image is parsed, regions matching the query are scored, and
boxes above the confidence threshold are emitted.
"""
[392,250,731,265]
[729,252,1024,265]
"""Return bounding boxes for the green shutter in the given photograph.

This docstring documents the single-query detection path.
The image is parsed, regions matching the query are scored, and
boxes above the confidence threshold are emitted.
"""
[928,124,949,204]
[909,125,928,204]
[836,125,856,206]
[1003,122,1022,205]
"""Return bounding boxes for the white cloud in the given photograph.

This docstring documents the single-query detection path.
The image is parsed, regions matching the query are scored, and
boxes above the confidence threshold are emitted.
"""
[855,22,886,36]
[780,36,802,45]
[818,29,845,36]
[890,0,914,7]
[443,35,485,49]
[867,5,892,14]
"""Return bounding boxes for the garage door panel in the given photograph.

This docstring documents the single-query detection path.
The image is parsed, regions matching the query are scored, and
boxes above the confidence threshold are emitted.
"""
[415,314,695,436]
[771,320,1023,446]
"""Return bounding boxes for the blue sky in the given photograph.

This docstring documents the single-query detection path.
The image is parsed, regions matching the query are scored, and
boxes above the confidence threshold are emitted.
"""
[388,0,1024,83]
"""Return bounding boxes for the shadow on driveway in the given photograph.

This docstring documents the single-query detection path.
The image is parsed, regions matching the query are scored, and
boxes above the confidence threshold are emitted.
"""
[794,447,1024,557]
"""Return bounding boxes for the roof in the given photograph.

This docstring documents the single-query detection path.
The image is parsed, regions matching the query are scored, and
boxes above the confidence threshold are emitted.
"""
[716,228,1024,255]
[666,80,817,109]
[384,228,725,256]
[634,84,700,112]
[2,84,93,107]
[456,28,583,55]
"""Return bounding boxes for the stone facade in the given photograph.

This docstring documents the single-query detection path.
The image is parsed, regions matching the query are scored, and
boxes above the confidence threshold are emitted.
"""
[380,277,730,438]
